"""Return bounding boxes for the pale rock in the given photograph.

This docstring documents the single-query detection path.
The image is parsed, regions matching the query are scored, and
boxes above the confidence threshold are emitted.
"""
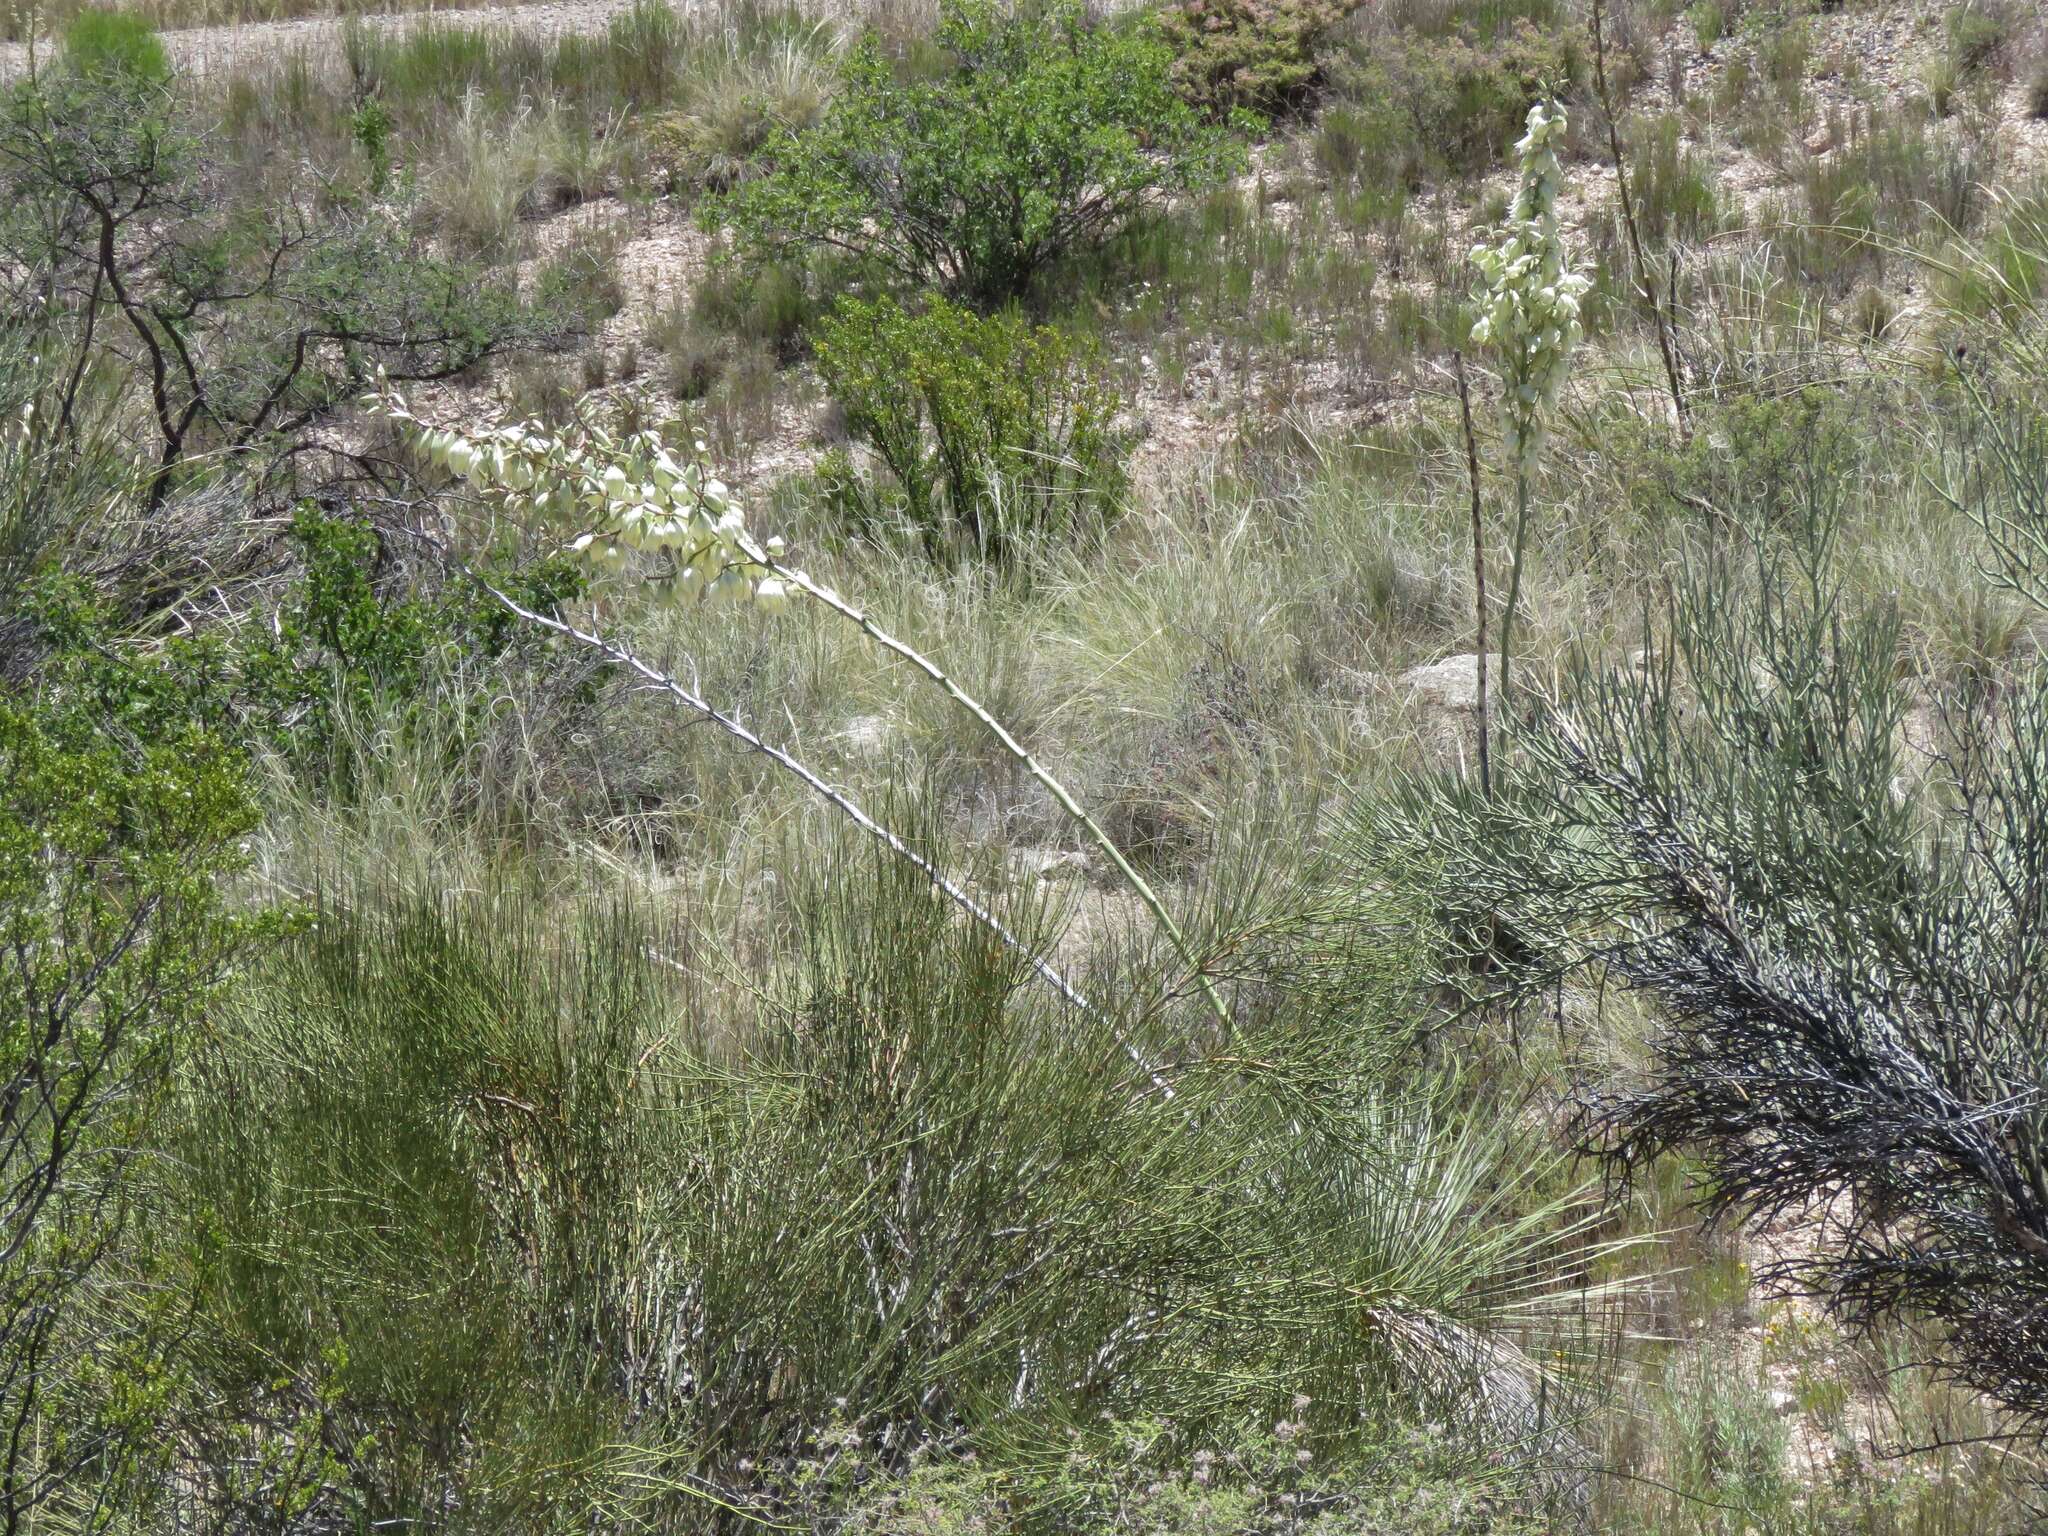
[1009,848,1091,885]
[838,714,893,758]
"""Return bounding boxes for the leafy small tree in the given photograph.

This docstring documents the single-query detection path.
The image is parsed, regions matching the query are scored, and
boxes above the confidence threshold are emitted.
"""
[712,0,1242,309]
[813,293,1127,567]
[0,70,541,510]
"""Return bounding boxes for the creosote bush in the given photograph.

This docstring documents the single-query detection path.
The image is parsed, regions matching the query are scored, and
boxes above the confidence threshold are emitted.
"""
[812,293,1129,567]
[712,0,1243,308]
[60,7,171,83]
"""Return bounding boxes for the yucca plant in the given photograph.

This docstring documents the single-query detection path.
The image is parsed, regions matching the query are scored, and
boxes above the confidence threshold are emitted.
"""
[369,382,1230,1031]
[1467,99,1591,708]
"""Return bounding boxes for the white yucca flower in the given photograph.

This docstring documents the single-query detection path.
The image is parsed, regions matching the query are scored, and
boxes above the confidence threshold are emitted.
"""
[361,374,1233,1034]
[366,380,802,612]
[1469,100,1590,474]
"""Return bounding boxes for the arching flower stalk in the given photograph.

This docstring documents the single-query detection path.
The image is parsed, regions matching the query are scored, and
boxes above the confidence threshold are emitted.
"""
[367,381,1231,1034]
[1468,99,1591,708]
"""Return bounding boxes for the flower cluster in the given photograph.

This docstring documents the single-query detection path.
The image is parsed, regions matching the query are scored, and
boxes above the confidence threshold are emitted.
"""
[1468,100,1590,472]
[368,382,797,611]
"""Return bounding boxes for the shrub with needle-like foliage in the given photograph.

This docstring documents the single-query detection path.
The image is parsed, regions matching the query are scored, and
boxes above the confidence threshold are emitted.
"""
[1358,460,2048,1430]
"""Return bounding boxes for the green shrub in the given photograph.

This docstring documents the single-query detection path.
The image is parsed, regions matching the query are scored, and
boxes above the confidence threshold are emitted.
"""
[1611,386,1866,528]
[141,842,1597,1522]
[712,0,1242,308]
[160,887,677,1529]
[349,94,392,193]
[1757,12,1811,87]
[1323,20,1582,182]
[1153,0,1355,118]
[812,293,1129,567]
[0,677,264,1527]
[1946,0,2012,73]
[1627,113,1721,246]
[22,513,586,790]
[528,220,627,334]
[690,251,828,361]
[1315,93,1427,194]
[1687,0,1728,51]
[60,7,171,84]
[1360,453,2048,1432]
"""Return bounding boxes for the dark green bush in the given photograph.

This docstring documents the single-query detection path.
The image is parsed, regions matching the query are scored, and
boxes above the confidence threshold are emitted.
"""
[60,7,171,84]
[1153,0,1356,118]
[1314,93,1427,194]
[1782,110,1990,291]
[690,253,830,362]
[22,512,587,789]
[1600,386,1868,529]
[159,889,669,1530]
[1358,447,2048,1432]
[1627,113,1722,247]
[712,0,1242,308]
[812,293,1128,567]
[1946,0,2013,73]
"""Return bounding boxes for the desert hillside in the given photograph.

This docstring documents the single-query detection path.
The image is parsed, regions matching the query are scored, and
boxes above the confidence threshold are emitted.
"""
[1,0,2046,1529]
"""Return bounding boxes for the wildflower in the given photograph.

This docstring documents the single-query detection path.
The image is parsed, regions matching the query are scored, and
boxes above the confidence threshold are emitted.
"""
[1466,98,1589,705]
[1468,100,1590,473]
[363,384,804,613]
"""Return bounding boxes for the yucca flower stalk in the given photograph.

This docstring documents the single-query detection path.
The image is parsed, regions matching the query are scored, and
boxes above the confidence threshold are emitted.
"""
[1468,99,1590,708]
[368,382,1231,1032]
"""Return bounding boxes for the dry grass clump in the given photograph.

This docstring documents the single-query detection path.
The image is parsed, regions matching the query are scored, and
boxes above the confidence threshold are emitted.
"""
[648,14,838,192]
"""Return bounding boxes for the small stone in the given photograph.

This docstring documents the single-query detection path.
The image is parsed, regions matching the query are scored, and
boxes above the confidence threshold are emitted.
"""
[838,714,892,758]
[1397,654,1499,713]
[1009,848,1090,884]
